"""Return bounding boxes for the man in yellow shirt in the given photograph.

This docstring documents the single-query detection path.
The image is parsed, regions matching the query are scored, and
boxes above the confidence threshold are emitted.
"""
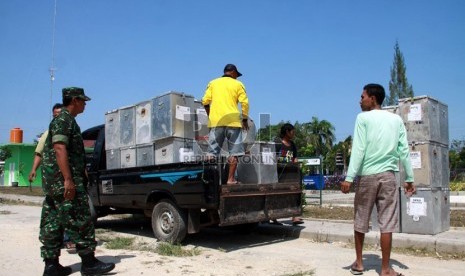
[202,64,249,184]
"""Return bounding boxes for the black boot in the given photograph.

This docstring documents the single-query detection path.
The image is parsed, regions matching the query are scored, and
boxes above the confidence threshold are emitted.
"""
[57,263,73,276]
[43,259,72,276]
[80,252,115,276]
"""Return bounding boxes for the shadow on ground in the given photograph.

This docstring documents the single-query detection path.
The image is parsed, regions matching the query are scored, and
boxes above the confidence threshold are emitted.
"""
[95,215,302,252]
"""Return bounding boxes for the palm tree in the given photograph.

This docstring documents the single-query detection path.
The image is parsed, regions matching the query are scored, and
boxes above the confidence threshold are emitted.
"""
[341,135,352,174]
[302,117,335,157]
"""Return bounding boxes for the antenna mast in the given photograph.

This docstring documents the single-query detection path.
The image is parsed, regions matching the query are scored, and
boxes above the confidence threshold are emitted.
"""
[49,0,57,120]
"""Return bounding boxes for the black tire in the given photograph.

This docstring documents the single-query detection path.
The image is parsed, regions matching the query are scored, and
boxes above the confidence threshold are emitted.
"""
[151,199,187,243]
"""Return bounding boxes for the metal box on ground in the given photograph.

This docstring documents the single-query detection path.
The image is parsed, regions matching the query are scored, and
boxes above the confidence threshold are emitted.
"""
[135,101,152,144]
[119,105,136,147]
[400,141,449,188]
[152,92,195,140]
[104,110,119,150]
[120,147,136,168]
[136,143,154,167]
[106,149,120,170]
[237,142,278,184]
[398,96,449,145]
[154,137,195,165]
[399,187,450,235]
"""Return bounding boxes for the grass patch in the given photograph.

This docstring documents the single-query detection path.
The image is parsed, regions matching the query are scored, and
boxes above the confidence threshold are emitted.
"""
[96,232,201,257]
[0,210,12,215]
[104,236,135,250]
[156,242,201,257]
[451,210,465,227]
[302,205,353,221]
[279,269,315,276]
[450,181,465,192]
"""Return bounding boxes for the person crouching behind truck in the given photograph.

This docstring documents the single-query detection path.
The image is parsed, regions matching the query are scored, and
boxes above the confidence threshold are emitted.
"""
[40,87,115,276]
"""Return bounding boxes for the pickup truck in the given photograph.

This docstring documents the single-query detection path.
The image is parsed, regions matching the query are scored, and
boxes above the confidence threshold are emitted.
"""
[82,124,303,243]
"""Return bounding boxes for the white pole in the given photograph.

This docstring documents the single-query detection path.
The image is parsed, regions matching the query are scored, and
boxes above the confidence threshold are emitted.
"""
[49,0,58,120]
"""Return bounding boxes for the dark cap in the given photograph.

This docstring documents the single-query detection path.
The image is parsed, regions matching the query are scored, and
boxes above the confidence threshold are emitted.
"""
[223,64,242,77]
[62,87,91,101]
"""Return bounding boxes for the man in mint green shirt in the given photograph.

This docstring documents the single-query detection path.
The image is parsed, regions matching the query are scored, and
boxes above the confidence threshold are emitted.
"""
[341,84,415,276]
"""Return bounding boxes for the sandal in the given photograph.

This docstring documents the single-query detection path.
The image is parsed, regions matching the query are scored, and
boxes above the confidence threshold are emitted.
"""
[350,262,364,275]
[350,267,364,275]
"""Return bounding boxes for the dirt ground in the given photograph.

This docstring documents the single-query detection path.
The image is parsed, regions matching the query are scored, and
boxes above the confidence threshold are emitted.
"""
[1,204,464,276]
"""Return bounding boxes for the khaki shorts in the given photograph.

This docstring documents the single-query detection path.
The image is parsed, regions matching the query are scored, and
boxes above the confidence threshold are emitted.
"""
[354,171,399,233]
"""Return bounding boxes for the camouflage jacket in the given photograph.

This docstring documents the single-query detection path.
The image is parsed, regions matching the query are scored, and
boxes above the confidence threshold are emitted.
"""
[42,108,86,196]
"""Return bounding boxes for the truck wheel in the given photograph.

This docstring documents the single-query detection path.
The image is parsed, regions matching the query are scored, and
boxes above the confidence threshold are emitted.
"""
[151,199,187,243]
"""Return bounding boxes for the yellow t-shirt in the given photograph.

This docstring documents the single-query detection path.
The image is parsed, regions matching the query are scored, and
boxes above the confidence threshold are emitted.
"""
[202,76,249,128]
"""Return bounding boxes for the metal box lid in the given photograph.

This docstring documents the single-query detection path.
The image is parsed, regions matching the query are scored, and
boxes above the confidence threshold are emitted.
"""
[398,95,449,145]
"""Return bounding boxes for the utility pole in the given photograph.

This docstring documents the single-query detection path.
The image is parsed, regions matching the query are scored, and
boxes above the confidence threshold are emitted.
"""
[49,0,58,120]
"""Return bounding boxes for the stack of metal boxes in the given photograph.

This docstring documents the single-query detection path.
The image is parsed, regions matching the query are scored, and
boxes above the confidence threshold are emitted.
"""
[152,92,195,165]
[104,91,197,169]
[397,96,450,234]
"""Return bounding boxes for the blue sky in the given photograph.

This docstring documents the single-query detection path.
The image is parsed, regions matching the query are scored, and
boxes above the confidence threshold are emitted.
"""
[1,0,464,145]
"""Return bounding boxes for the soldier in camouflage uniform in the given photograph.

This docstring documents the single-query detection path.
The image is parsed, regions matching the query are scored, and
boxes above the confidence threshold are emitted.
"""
[40,87,115,276]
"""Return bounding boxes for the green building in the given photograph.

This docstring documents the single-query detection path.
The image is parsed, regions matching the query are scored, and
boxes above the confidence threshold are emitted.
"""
[0,143,41,187]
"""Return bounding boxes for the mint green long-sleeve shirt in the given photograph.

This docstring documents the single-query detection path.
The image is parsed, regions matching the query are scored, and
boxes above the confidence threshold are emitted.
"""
[345,110,414,183]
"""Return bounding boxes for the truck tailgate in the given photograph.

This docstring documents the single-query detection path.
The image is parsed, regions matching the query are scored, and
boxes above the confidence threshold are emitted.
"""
[218,182,302,226]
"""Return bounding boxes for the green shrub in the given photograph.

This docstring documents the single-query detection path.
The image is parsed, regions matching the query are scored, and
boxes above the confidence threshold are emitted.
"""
[450,182,465,192]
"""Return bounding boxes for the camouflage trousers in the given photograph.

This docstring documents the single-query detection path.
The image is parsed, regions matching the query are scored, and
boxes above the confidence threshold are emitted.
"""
[39,191,97,259]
